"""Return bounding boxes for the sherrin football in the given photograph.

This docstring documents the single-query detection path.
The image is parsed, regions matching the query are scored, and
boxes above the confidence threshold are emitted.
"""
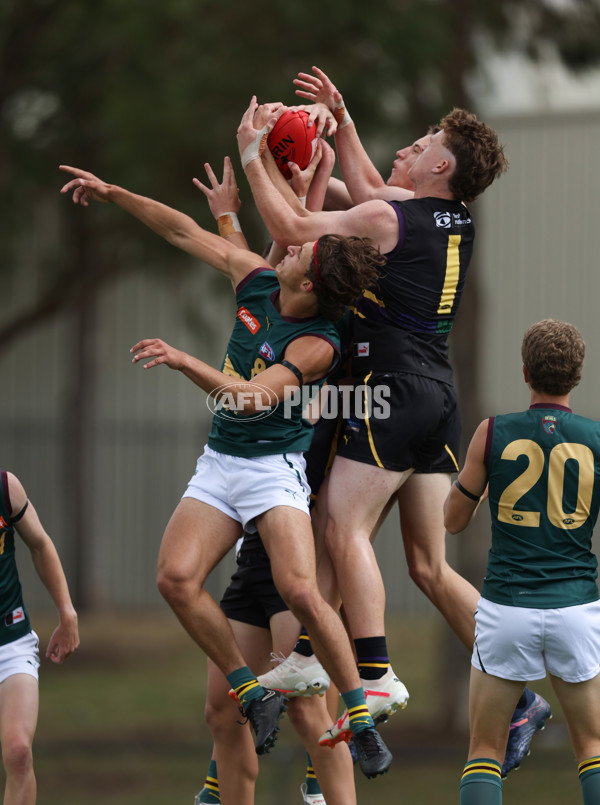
[267,109,318,179]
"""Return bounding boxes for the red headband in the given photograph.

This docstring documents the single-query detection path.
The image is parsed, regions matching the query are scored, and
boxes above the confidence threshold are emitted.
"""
[312,240,324,287]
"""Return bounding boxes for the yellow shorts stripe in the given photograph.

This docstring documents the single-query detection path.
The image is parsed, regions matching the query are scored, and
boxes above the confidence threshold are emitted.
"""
[363,371,384,469]
[444,443,459,472]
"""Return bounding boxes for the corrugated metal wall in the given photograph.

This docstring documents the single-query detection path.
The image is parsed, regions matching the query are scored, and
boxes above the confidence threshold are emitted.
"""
[2,108,598,614]
[478,110,600,419]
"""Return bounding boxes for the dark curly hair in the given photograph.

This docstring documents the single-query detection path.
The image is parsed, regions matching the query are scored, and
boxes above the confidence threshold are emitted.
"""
[521,319,585,396]
[305,234,383,322]
[438,108,508,203]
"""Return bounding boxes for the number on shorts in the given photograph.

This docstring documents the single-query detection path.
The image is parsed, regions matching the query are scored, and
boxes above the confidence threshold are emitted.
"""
[498,439,595,529]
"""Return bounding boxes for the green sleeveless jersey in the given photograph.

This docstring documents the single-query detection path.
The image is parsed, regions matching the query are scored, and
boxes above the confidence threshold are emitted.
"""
[482,404,600,608]
[208,268,340,458]
[0,472,31,645]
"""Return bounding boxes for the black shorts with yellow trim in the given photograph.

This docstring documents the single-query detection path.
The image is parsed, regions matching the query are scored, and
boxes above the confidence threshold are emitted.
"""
[335,371,460,473]
[219,532,288,629]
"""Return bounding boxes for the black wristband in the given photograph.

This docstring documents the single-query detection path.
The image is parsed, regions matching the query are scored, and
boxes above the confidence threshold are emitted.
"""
[280,360,303,386]
[454,479,480,502]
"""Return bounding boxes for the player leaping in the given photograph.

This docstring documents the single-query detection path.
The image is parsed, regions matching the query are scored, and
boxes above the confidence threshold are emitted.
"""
[59,161,393,779]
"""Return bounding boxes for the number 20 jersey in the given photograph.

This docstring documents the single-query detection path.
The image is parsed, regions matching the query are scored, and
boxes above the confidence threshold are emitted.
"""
[483,403,600,608]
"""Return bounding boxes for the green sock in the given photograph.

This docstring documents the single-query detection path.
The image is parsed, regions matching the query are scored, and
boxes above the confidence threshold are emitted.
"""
[305,753,322,796]
[226,666,264,708]
[197,758,220,803]
[460,758,502,805]
[579,757,600,805]
[341,687,374,735]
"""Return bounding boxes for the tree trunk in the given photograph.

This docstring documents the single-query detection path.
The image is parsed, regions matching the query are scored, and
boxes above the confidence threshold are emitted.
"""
[61,213,99,610]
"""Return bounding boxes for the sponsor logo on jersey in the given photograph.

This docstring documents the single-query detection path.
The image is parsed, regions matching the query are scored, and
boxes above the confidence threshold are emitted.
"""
[0,516,6,530]
[452,212,472,226]
[5,607,25,627]
[259,341,275,361]
[237,307,261,334]
[434,211,452,229]
[354,342,370,357]
[542,415,557,434]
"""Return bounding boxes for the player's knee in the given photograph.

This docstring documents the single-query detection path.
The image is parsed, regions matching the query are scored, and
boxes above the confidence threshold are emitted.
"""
[286,697,313,735]
[281,580,320,623]
[205,697,234,737]
[407,555,442,596]
[156,565,190,607]
[323,518,348,560]
[2,737,33,779]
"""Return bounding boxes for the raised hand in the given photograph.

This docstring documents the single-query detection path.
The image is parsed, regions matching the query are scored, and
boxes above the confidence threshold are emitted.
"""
[290,102,337,138]
[254,101,285,130]
[237,96,283,169]
[59,165,112,206]
[293,66,343,111]
[288,138,325,200]
[193,157,241,219]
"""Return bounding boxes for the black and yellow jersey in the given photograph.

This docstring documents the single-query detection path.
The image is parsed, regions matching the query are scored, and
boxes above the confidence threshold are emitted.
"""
[351,197,474,383]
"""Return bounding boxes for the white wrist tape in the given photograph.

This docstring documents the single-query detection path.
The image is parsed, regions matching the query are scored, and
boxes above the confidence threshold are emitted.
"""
[241,125,271,170]
[217,212,242,238]
[333,100,352,130]
[297,196,307,208]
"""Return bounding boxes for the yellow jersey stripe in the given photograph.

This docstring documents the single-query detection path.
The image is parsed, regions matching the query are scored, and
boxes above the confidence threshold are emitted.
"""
[362,289,386,307]
[437,235,461,315]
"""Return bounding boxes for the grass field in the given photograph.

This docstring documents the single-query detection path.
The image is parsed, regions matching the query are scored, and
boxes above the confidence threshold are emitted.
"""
[14,612,582,804]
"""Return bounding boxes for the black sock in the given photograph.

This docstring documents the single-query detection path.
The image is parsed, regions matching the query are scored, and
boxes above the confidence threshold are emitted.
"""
[293,628,314,657]
[354,636,389,680]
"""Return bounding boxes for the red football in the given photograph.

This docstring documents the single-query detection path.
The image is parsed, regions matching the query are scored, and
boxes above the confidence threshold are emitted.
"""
[267,110,318,179]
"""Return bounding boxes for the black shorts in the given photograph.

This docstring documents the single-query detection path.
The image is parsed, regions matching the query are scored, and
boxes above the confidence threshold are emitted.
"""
[219,532,288,629]
[305,412,342,498]
[335,371,460,473]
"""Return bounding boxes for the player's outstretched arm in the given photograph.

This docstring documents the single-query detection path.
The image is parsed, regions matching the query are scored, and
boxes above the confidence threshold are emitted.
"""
[443,420,490,533]
[7,473,79,664]
[130,335,333,412]
[59,165,264,286]
[294,66,395,204]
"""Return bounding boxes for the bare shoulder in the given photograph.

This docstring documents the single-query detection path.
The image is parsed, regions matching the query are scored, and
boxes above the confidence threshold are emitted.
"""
[341,199,399,252]
[227,246,271,285]
[5,472,27,516]
[375,186,414,203]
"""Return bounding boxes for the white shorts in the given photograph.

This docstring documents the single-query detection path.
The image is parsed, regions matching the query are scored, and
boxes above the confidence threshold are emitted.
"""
[0,631,40,685]
[182,446,311,530]
[472,597,600,683]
